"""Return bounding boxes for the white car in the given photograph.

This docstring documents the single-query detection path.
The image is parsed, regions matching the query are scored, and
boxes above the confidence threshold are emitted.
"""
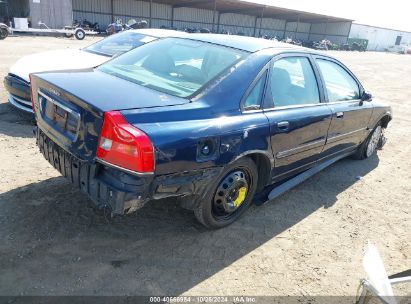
[4,29,184,113]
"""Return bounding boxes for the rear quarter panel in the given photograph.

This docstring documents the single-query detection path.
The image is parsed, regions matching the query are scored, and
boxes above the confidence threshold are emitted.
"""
[122,102,271,175]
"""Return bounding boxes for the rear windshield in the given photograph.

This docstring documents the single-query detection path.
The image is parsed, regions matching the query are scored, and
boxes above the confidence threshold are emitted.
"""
[83,31,157,57]
[98,38,248,97]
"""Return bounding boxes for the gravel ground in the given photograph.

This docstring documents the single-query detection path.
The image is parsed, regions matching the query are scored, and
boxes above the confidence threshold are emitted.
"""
[0,36,410,297]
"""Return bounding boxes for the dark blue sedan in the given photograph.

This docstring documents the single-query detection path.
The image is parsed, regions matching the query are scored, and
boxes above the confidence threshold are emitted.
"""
[30,34,392,228]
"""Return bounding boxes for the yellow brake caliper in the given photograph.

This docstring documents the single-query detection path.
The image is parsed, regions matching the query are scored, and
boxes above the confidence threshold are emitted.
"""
[233,187,247,207]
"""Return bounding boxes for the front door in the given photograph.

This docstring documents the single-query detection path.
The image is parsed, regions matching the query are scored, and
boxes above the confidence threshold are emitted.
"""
[263,54,333,180]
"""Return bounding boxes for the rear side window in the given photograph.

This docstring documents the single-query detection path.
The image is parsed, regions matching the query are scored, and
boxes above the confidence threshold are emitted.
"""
[270,57,320,107]
[316,59,360,102]
[243,72,266,110]
[98,38,247,98]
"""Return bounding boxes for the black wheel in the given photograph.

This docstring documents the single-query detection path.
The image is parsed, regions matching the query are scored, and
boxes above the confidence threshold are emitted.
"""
[194,157,258,229]
[0,27,8,40]
[64,33,73,38]
[353,123,383,160]
[74,28,85,40]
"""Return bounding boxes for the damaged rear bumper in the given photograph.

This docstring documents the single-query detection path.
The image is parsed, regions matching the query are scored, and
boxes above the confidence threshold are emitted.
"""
[36,128,222,214]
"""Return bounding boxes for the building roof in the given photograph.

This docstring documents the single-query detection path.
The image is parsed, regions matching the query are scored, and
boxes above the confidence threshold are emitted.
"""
[152,0,353,23]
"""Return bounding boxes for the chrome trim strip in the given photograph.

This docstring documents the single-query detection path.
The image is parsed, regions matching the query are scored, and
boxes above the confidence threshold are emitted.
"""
[38,89,81,141]
[265,102,324,111]
[38,90,75,114]
[276,138,326,159]
[11,94,32,106]
[326,128,366,144]
[264,99,363,112]
[8,94,34,114]
[96,158,154,177]
[327,99,362,106]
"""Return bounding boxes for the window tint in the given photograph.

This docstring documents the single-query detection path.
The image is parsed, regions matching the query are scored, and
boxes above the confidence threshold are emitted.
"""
[316,59,360,102]
[99,38,246,98]
[243,72,266,110]
[270,57,320,107]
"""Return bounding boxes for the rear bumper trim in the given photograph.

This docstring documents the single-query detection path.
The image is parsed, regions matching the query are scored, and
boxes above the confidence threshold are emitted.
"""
[8,94,34,113]
[36,128,153,214]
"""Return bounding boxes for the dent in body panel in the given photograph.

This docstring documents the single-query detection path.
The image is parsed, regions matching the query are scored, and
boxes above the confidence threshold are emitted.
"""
[125,103,271,175]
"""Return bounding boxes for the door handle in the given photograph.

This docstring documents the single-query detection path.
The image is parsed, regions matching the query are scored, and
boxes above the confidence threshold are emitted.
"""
[336,111,344,118]
[277,121,289,130]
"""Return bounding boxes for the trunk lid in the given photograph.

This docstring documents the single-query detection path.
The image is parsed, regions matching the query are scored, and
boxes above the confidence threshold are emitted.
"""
[34,69,189,111]
[31,70,188,161]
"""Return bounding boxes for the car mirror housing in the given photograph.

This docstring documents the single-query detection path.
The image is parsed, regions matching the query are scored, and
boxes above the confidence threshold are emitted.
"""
[362,91,373,101]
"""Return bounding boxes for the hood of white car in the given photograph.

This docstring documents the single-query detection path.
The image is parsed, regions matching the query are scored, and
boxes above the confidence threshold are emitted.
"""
[9,49,110,82]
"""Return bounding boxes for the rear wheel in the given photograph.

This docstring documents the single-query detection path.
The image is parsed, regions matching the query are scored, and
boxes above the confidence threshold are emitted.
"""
[194,157,258,229]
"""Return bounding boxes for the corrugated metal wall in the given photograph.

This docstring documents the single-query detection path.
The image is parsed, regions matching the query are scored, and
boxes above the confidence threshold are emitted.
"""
[72,0,111,27]
[0,0,30,22]
[257,18,285,38]
[30,0,72,28]
[151,2,171,28]
[219,13,255,35]
[309,21,351,44]
[71,0,351,42]
[349,23,411,51]
[173,7,214,30]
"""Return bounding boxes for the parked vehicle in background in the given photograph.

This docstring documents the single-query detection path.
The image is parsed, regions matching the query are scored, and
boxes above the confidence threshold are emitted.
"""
[0,23,10,39]
[64,19,101,37]
[30,34,391,228]
[106,19,148,35]
[312,39,332,50]
[347,38,368,52]
[4,29,184,114]
[10,21,96,41]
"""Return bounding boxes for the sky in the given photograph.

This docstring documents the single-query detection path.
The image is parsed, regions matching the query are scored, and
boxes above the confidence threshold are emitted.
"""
[246,0,411,32]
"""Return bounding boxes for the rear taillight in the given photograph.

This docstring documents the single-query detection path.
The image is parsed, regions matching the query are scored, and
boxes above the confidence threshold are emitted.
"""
[96,111,154,173]
[29,74,34,111]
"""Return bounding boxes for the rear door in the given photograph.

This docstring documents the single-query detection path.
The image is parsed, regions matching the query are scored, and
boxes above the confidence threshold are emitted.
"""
[263,53,333,180]
[313,56,373,156]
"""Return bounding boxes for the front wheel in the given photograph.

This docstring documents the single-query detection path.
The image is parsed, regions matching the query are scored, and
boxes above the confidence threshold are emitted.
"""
[194,157,258,229]
[353,124,384,160]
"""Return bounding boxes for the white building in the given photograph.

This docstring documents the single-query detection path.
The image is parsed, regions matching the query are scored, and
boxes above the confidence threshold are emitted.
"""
[350,23,411,51]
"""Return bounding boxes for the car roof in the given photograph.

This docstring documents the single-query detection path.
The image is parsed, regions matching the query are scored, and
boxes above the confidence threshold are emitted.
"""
[183,33,301,53]
[129,28,187,38]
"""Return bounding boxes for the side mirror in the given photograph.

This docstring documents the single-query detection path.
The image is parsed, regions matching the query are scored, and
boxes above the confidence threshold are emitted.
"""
[362,91,373,101]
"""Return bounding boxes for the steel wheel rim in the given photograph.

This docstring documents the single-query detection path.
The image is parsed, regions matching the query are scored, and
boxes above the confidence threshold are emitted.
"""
[366,126,382,157]
[212,169,250,220]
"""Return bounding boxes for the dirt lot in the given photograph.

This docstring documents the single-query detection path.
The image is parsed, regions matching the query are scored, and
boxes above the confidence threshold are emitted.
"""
[0,36,410,297]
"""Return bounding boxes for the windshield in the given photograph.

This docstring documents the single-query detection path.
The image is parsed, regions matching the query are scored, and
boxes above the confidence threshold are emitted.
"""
[84,31,157,57]
[98,38,248,98]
